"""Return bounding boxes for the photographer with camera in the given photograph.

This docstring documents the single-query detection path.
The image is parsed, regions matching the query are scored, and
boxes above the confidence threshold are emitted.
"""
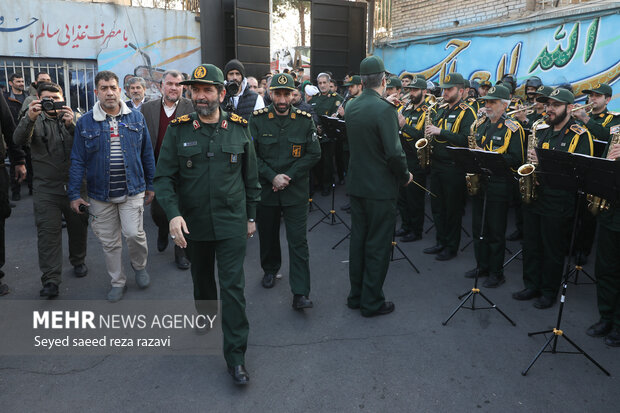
[13,82,89,298]
[222,59,265,120]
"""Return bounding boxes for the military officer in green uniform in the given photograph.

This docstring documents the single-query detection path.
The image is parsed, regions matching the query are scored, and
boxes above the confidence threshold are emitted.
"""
[153,64,261,385]
[309,73,343,195]
[424,72,477,261]
[250,73,321,309]
[337,75,362,212]
[396,75,432,242]
[512,88,593,309]
[345,55,412,317]
[466,85,525,287]
[587,129,620,346]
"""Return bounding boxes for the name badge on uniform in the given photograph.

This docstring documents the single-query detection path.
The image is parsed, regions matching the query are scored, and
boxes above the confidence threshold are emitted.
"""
[448,114,456,119]
[561,142,566,147]
[183,141,198,147]
[493,136,502,141]
[230,154,238,163]
[292,145,302,158]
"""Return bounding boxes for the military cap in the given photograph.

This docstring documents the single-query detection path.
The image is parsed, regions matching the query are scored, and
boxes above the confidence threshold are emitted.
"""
[583,82,613,97]
[534,85,553,97]
[440,73,465,88]
[269,73,296,90]
[180,64,225,86]
[479,80,492,88]
[480,84,511,101]
[462,78,471,88]
[537,88,574,104]
[343,75,361,86]
[360,55,385,75]
[403,74,427,90]
[386,76,402,89]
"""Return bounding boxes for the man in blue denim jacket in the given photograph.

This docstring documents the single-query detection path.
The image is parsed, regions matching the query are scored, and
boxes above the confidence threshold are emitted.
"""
[68,71,156,302]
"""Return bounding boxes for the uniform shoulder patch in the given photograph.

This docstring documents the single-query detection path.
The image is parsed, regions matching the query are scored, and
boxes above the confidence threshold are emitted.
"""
[170,114,191,126]
[459,102,470,111]
[229,112,248,127]
[505,119,519,132]
[253,109,268,116]
[570,124,586,135]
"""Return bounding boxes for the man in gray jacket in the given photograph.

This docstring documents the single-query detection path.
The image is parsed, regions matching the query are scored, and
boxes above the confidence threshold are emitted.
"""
[13,82,88,298]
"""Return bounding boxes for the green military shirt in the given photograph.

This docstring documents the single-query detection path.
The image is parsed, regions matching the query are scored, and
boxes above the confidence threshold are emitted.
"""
[250,105,321,206]
[309,92,343,117]
[399,102,434,172]
[345,88,409,199]
[153,111,261,241]
[530,119,594,217]
[467,97,481,114]
[584,110,620,142]
[475,116,525,197]
[432,100,477,164]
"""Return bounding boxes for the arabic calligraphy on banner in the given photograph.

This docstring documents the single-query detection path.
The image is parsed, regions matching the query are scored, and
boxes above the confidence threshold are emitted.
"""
[376,13,620,110]
[29,21,128,51]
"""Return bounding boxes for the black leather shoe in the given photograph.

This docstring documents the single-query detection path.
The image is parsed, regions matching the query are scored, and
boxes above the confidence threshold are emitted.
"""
[292,294,313,309]
[512,288,541,301]
[533,295,556,309]
[157,233,169,252]
[423,244,444,254]
[483,274,506,288]
[228,365,250,385]
[175,247,190,270]
[506,229,522,241]
[262,273,276,289]
[464,268,489,278]
[586,320,613,338]
[604,328,620,347]
[0,282,8,296]
[436,249,457,261]
[395,228,408,237]
[74,263,88,278]
[11,192,20,201]
[40,282,59,298]
[401,233,422,242]
[363,301,395,317]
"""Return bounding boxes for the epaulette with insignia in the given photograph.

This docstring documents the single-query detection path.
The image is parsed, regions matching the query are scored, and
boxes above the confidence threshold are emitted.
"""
[170,114,191,126]
[570,124,587,135]
[229,112,248,127]
[252,108,269,117]
[459,102,470,111]
[505,119,519,132]
[467,97,476,103]
[294,109,312,119]
[421,105,428,112]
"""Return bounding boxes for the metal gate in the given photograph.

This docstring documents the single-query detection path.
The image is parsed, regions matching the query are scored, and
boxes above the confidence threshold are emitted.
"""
[0,58,97,114]
[310,0,367,82]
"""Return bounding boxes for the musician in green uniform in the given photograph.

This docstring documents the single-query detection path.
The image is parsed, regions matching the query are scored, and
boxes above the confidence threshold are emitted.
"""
[386,76,402,99]
[512,88,593,309]
[396,75,432,242]
[250,73,321,309]
[309,73,343,195]
[587,129,620,346]
[153,64,261,385]
[466,85,525,287]
[424,72,477,261]
[337,75,362,212]
[345,55,412,317]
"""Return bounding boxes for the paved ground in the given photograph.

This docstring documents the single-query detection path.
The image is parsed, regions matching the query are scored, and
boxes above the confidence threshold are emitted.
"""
[0,185,618,412]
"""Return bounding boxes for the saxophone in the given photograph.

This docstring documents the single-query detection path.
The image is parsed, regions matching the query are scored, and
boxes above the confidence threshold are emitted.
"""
[465,115,486,196]
[586,129,620,215]
[518,116,547,203]
[415,96,439,168]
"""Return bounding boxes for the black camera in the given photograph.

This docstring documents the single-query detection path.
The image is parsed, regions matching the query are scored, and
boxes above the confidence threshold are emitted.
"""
[225,81,239,96]
[41,98,65,112]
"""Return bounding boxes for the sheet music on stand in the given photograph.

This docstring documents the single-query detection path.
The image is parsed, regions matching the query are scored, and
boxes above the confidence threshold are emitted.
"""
[447,147,511,177]
[319,115,347,143]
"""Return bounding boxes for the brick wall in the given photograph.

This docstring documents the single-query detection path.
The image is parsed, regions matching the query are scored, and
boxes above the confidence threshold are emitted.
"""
[390,0,531,39]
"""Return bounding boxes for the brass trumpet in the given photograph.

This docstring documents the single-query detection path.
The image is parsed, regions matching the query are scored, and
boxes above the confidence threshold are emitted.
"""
[570,102,595,114]
[506,104,536,116]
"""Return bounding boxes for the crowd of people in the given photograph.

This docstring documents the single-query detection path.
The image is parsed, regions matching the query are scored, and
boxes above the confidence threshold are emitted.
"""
[0,55,619,385]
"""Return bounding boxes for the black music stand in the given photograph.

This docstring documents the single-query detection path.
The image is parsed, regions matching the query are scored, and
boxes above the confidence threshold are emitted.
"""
[442,147,516,326]
[522,149,614,377]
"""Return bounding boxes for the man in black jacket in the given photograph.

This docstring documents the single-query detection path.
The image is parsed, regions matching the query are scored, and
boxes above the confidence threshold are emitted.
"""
[222,59,265,120]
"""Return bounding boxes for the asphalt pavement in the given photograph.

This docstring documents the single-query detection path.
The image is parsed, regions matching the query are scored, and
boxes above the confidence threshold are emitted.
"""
[0,185,618,412]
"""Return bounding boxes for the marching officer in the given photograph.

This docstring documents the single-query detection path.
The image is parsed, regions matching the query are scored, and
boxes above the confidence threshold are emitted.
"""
[466,85,525,288]
[424,72,477,261]
[250,73,321,309]
[345,55,412,317]
[587,131,620,346]
[396,75,432,242]
[153,64,261,385]
[309,73,342,195]
[512,88,593,309]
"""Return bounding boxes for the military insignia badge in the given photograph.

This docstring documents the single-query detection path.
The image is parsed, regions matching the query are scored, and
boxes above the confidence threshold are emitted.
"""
[445,75,451,82]
[221,119,228,129]
[335,101,341,106]
[230,154,238,163]
[291,112,296,119]
[277,76,287,85]
[551,89,560,96]
[489,86,496,94]
[542,142,550,149]
[570,124,586,135]
[292,145,302,158]
[193,66,207,79]
[193,120,200,130]
[268,112,274,119]
[186,159,193,168]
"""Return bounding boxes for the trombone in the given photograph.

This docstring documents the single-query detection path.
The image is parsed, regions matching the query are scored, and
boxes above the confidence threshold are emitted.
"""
[506,104,536,116]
